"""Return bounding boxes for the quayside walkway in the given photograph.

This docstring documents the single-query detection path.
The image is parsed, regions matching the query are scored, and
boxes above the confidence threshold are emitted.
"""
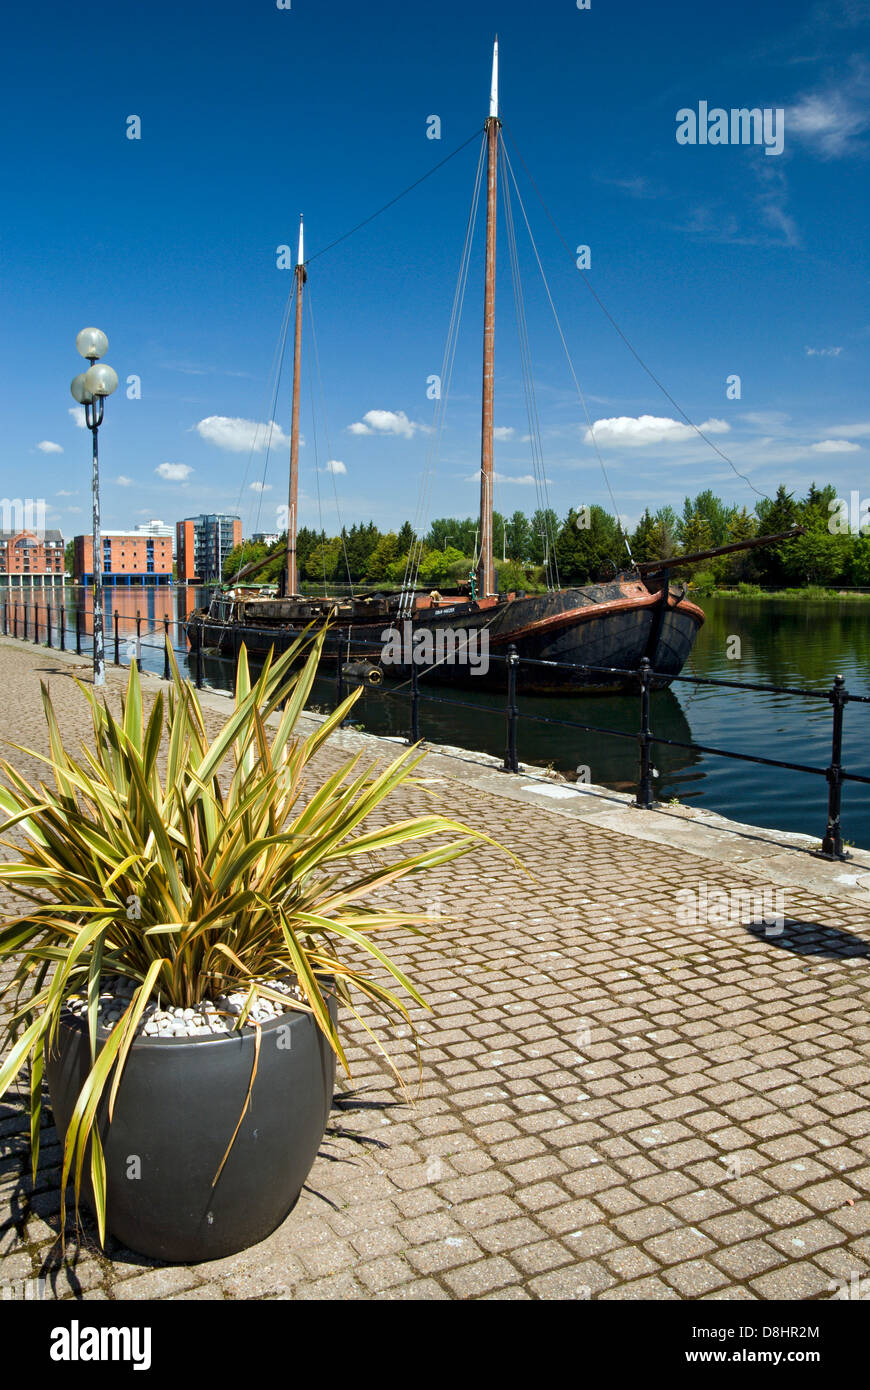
[1,637,869,1301]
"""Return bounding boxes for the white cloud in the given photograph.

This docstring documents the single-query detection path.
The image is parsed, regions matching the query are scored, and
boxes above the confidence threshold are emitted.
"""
[37,440,63,454]
[827,421,870,438]
[789,73,870,158]
[755,163,799,249]
[196,416,290,453]
[69,406,86,429]
[56,489,77,497]
[493,426,516,442]
[464,471,546,486]
[584,415,730,447]
[348,409,425,439]
[114,475,134,487]
[249,481,272,492]
[812,439,861,453]
[805,345,843,357]
[739,410,790,428]
[325,459,347,475]
[155,463,193,482]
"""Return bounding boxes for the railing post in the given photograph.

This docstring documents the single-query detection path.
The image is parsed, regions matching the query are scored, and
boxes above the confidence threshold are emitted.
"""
[114,609,120,665]
[409,620,420,744]
[163,617,171,681]
[195,638,203,690]
[636,657,655,809]
[2,599,7,637]
[503,644,520,773]
[821,675,849,861]
[23,602,28,642]
[32,601,39,645]
[46,604,52,648]
[75,605,82,655]
[14,601,19,640]
[58,596,65,651]
[136,611,142,666]
[336,643,345,707]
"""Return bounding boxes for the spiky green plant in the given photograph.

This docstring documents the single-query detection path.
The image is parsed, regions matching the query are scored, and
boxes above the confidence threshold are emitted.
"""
[0,628,511,1243]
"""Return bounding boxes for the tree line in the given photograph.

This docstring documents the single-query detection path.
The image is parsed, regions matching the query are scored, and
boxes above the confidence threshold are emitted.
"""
[222,485,870,591]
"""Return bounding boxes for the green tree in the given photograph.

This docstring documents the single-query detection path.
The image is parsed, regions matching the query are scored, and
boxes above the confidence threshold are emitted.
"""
[753,485,800,585]
[365,532,400,582]
[555,506,622,583]
[505,510,532,563]
[713,507,759,584]
[678,513,714,565]
[222,541,267,583]
[529,509,560,567]
[304,536,342,584]
[425,517,477,554]
[418,546,470,588]
[295,528,321,579]
[343,522,380,580]
[495,558,533,592]
[679,489,733,548]
[630,509,658,564]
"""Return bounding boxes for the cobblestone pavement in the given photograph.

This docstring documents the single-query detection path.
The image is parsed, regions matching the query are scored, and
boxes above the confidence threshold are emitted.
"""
[1,641,869,1301]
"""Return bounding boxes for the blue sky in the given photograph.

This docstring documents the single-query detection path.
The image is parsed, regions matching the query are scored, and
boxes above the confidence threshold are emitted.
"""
[2,0,868,541]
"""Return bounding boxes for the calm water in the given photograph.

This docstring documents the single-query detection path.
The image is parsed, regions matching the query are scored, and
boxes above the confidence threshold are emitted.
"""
[4,587,868,849]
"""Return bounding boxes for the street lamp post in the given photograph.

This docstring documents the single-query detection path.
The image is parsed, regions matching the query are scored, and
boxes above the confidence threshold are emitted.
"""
[70,329,118,687]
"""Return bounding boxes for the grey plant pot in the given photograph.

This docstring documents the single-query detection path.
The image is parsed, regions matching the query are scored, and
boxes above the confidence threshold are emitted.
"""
[45,1000,336,1263]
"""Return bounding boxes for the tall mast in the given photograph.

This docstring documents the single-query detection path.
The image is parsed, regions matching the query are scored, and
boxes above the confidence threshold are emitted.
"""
[478,38,500,599]
[286,216,306,596]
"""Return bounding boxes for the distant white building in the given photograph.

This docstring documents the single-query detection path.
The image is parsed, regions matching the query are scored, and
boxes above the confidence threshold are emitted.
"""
[133,519,173,538]
[252,532,280,547]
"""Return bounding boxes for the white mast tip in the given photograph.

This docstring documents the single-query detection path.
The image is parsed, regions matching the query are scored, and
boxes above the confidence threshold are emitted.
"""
[490,39,499,119]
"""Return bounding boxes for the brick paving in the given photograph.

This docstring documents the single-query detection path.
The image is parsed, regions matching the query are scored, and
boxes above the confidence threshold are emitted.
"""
[1,639,869,1301]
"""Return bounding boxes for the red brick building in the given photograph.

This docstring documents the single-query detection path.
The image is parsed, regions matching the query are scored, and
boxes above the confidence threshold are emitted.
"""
[0,529,65,588]
[74,532,173,586]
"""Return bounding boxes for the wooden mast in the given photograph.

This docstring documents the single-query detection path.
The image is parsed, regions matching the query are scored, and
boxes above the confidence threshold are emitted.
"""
[478,38,500,600]
[286,216,306,596]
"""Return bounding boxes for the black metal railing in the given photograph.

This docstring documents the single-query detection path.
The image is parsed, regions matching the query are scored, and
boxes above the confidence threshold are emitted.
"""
[2,593,868,863]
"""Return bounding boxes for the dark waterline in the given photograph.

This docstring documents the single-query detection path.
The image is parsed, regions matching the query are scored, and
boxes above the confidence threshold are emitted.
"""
[4,586,868,850]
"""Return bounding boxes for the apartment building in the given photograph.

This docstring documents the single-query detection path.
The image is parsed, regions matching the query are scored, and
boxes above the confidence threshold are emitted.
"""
[176,515,242,584]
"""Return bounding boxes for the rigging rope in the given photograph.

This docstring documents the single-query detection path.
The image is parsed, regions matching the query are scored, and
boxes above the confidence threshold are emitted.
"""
[304,308,330,597]
[499,117,772,504]
[399,131,489,613]
[307,286,355,593]
[500,137,633,564]
[229,285,294,586]
[305,129,484,268]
